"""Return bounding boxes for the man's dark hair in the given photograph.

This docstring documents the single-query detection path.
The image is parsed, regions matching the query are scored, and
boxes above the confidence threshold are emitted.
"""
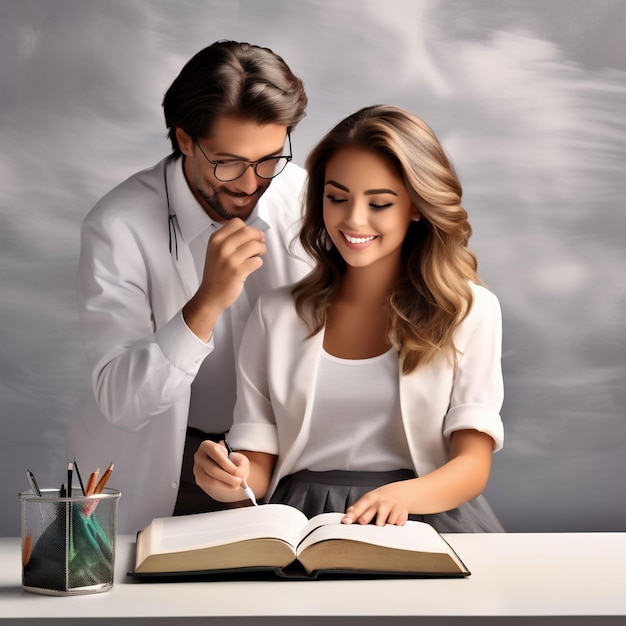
[163,40,307,156]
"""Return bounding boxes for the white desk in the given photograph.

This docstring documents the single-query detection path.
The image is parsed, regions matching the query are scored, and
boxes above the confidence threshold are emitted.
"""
[1,533,625,625]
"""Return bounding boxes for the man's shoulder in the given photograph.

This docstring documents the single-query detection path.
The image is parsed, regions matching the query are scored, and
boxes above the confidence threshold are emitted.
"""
[84,158,169,227]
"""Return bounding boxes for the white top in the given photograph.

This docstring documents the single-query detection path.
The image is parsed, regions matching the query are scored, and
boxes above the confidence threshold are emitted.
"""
[65,156,311,534]
[228,282,504,500]
[293,348,413,472]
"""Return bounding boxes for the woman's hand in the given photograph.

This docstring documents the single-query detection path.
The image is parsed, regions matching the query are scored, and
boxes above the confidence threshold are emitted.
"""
[342,429,495,525]
[342,482,410,526]
[193,440,250,502]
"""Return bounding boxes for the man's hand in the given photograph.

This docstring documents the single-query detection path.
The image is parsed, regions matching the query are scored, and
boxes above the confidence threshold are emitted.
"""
[183,218,266,340]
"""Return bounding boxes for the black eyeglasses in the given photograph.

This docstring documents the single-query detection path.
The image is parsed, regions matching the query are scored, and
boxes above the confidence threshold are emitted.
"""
[194,133,292,182]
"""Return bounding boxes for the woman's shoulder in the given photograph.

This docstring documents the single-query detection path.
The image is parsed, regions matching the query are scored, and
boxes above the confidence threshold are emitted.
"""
[469,281,500,309]
[253,285,310,340]
[462,281,502,328]
[256,285,299,321]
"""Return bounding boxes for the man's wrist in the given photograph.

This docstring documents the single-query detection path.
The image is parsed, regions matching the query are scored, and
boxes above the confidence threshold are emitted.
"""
[182,296,221,342]
[156,311,213,372]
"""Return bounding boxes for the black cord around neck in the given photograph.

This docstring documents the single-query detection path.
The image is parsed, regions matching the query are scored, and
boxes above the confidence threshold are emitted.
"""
[164,161,178,260]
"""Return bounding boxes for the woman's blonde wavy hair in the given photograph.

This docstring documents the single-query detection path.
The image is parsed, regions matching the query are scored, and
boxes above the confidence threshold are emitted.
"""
[292,105,480,374]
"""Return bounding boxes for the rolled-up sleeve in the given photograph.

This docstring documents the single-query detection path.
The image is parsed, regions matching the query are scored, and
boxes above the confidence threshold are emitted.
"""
[442,286,504,451]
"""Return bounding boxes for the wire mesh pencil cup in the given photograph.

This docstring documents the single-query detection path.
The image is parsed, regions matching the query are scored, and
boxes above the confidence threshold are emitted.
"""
[19,488,120,595]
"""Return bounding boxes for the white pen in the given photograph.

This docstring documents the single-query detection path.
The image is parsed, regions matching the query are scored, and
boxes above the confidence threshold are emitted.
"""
[223,438,258,506]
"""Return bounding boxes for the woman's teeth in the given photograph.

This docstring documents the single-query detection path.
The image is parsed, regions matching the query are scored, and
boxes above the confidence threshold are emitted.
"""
[343,233,376,244]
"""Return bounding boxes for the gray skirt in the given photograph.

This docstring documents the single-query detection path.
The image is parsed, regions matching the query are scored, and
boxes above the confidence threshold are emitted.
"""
[269,469,504,533]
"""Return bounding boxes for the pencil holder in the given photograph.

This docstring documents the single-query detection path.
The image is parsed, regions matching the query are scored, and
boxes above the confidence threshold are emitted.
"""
[19,488,120,595]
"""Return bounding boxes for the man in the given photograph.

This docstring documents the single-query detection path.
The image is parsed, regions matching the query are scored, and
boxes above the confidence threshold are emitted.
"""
[66,41,310,533]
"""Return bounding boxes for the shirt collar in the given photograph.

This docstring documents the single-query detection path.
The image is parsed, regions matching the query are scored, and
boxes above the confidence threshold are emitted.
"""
[168,157,269,244]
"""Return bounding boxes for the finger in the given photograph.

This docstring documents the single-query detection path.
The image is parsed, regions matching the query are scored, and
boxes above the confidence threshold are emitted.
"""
[227,451,249,471]
[342,498,376,526]
[385,508,400,526]
[230,240,267,268]
[374,511,387,527]
[208,239,266,282]
[210,217,247,238]
[342,506,356,524]
[396,512,408,526]
[211,221,265,251]
[197,440,229,466]
[355,506,377,525]
[239,255,264,282]
[194,459,242,491]
[195,441,242,481]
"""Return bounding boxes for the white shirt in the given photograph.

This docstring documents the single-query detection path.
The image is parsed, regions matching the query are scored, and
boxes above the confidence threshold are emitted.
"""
[228,282,504,500]
[293,348,413,472]
[171,160,272,433]
[66,156,311,533]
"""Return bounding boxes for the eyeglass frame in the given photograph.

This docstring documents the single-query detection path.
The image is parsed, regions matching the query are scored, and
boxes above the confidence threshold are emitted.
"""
[193,132,293,182]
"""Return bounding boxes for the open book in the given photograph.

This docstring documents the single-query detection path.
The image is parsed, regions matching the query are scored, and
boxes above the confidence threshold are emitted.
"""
[131,504,469,579]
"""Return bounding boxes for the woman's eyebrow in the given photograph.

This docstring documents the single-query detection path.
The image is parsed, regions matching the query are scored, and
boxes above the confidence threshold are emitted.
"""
[325,180,349,192]
[364,188,398,196]
[325,181,398,196]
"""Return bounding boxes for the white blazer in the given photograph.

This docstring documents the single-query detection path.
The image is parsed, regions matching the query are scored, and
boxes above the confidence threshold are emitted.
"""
[228,282,505,499]
[66,157,310,533]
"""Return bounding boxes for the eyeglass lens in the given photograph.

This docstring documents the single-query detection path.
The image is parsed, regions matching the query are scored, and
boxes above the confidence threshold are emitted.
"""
[214,156,289,182]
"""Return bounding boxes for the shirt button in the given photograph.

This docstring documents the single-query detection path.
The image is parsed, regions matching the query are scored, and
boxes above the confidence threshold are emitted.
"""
[171,482,178,489]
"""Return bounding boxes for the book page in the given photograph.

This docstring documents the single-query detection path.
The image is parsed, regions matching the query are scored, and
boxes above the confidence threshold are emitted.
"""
[147,504,309,555]
[296,518,452,555]
[299,512,345,543]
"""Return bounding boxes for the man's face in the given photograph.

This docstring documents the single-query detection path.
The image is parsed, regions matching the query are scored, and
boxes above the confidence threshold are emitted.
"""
[180,116,289,223]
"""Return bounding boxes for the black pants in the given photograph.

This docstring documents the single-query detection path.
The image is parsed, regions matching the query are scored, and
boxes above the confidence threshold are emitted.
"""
[172,427,233,516]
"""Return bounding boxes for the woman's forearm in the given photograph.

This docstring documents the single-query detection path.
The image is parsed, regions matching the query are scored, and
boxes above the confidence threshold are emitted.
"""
[405,430,494,514]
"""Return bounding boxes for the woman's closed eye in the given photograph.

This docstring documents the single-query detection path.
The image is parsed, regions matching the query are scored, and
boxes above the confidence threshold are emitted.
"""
[369,202,393,210]
[325,194,393,210]
[325,194,348,204]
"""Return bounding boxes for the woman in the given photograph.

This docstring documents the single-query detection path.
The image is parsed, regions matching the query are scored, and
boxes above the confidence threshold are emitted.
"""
[194,105,505,532]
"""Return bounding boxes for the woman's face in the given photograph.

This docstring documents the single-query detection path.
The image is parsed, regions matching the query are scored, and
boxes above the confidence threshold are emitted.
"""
[322,147,416,271]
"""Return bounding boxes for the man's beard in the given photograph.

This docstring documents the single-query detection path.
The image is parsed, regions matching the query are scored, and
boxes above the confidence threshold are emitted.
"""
[196,175,268,222]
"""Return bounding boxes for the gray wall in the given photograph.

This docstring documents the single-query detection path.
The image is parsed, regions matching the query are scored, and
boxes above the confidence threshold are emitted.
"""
[1,0,625,535]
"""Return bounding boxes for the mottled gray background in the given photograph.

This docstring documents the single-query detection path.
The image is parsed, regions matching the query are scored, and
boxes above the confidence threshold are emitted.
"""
[1,0,625,536]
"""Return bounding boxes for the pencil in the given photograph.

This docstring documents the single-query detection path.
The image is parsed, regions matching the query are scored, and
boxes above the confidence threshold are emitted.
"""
[223,438,258,506]
[22,534,33,567]
[94,462,114,494]
[85,468,100,496]
[26,470,42,497]
[73,458,86,496]
[67,462,73,496]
